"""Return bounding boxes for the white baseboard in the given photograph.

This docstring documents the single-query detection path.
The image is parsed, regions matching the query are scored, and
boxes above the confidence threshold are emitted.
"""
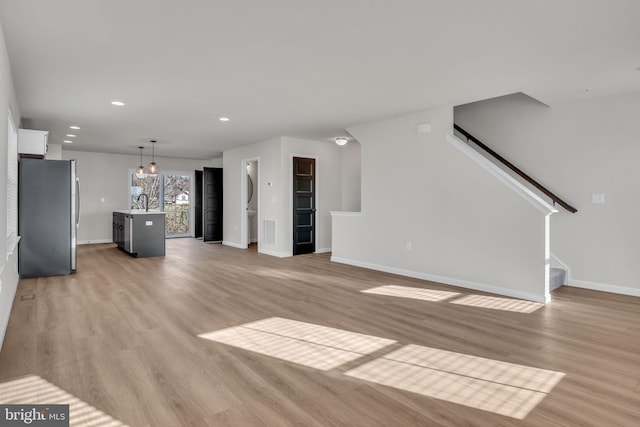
[315,248,331,254]
[222,241,246,249]
[331,256,549,303]
[250,238,258,243]
[78,239,113,245]
[258,248,291,258]
[567,279,640,298]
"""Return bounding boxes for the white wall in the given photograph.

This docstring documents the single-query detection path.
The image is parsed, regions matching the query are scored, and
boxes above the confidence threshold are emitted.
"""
[455,92,640,296]
[332,105,551,302]
[341,140,361,211]
[45,143,62,160]
[0,19,22,350]
[62,149,221,243]
[223,136,356,256]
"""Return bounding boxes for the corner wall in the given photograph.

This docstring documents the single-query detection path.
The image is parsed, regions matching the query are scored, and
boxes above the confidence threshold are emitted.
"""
[454,92,640,296]
[223,136,358,256]
[332,105,550,302]
[0,19,21,349]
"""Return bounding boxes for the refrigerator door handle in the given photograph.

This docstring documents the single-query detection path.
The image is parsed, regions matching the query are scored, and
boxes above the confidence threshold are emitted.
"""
[76,177,80,226]
[70,160,78,273]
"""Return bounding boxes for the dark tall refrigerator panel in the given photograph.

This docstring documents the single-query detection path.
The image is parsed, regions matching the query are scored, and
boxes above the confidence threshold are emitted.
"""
[18,158,79,278]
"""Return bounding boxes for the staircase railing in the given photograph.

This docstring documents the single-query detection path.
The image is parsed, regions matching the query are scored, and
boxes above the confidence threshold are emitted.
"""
[454,124,577,213]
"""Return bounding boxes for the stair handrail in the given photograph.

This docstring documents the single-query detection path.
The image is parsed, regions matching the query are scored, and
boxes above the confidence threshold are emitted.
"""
[454,124,577,213]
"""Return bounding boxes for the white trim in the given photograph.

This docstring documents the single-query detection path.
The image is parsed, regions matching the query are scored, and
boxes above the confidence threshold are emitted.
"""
[315,248,331,254]
[331,256,550,304]
[78,239,112,245]
[329,211,362,217]
[258,248,292,258]
[222,240,247,249]
[445,133,557,215]
[567,280,640,298]
[240,157,260,248]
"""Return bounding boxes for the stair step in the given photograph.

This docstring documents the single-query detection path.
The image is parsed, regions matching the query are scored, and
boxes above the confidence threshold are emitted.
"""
[550,267,566,290]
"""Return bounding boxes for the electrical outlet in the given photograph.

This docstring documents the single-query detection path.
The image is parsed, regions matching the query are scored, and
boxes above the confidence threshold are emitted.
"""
[405,241,412,251]
[592,193,605,204]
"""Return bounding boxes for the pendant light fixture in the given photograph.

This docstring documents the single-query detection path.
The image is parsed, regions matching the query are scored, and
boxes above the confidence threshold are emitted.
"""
[135,146,146,177]
[148,140,158,174]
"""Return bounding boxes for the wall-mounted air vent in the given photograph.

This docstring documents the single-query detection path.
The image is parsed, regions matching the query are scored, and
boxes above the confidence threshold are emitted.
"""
[263,219,276,245]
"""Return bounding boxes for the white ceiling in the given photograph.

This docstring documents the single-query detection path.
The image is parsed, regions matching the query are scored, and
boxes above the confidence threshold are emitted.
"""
[1,0,639,159]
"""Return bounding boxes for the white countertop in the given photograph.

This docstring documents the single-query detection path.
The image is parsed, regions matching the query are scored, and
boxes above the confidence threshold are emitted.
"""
[114,210,166,215]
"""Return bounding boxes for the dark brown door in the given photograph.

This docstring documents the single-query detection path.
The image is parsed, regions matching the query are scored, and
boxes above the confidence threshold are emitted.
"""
[293,157,315,255]
[194,170,203,238]
[203,167,223,242]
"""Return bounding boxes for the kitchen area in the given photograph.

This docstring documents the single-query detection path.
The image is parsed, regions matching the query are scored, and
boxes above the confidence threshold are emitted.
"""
[14,124,224,282]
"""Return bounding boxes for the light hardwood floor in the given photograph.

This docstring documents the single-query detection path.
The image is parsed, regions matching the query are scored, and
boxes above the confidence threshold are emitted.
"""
[1,240,639,426]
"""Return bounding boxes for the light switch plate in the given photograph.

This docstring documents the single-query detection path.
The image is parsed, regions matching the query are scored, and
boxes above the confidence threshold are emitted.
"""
[591,193,605,204]
[417,122,432,134]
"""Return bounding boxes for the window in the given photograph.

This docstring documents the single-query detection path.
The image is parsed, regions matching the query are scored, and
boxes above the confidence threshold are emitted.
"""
[129,171,191,237]
[6,110,18,255]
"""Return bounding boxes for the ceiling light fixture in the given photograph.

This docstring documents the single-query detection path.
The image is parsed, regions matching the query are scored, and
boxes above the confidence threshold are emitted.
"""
[148,140,158,174]
[136,146,146,177]
[63,140,73,144]
[69,125,80,130]
[111,101,125,106]
[66,134,76,137]
[219,116,230,122]
[335,137,348,146]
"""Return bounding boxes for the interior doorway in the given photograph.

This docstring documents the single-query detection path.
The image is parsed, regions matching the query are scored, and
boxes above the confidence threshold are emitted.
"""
[203,167,223,242]
[194,170,203,238]
[242,159,259,249]
[292,157,315,255]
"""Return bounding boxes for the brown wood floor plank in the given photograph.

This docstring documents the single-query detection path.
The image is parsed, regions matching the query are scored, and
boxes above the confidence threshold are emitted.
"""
[0,239,639,426]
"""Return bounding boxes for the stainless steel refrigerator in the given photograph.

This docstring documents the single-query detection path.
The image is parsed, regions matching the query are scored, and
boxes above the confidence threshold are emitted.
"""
[18,158,79,278]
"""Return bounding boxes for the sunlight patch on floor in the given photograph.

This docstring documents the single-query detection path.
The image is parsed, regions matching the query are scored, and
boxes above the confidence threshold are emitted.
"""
[0,375,128,426]
[361,285,461,302]
[198,317,396,371]
[448,294,544,313]
[344,344,564,419]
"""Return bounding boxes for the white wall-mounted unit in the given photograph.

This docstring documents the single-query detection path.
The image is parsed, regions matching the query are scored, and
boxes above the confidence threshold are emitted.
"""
[18,129,49,156]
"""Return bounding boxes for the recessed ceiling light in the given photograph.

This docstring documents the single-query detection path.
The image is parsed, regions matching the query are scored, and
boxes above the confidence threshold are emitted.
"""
[63,140,73,144]
[111,101,125,106]
[219,117,230,122]
[69,125,80,130]
[66,134,76,137]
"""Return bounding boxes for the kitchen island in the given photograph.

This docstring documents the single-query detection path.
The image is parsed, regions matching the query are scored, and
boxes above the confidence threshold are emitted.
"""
[113,210,165,257]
